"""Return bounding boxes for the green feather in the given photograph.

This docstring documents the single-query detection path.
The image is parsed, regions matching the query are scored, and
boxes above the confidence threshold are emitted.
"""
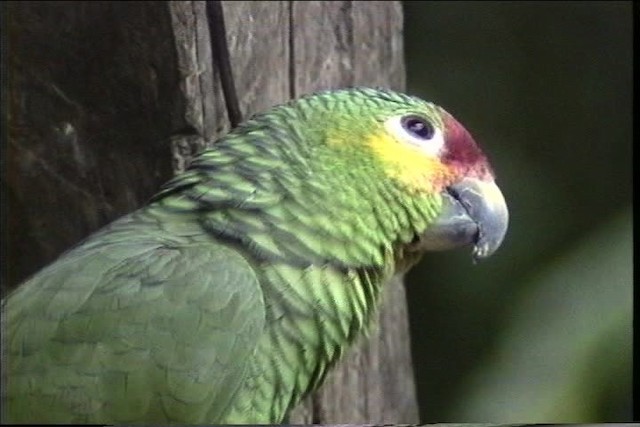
[3,88,453,423]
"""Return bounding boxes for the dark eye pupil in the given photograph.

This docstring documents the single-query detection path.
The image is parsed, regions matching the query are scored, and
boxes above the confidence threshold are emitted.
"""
[401,116,435,140]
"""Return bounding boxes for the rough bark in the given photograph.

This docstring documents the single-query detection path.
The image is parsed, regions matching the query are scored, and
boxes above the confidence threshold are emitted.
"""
[5,1,417,423]
[5,1,181,290]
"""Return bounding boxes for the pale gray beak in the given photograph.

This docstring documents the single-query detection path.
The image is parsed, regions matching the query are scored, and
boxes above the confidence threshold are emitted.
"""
[417,177,509,261]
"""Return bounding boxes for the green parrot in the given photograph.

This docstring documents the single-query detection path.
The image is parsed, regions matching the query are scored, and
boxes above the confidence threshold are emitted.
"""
[2,87,508,423]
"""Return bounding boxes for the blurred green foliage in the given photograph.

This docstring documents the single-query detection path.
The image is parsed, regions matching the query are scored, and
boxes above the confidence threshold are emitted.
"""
[402,1,631,422]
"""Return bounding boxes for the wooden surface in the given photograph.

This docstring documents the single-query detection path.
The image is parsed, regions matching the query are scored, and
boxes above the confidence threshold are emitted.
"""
[5,1,417,423]
[5,1,180,289]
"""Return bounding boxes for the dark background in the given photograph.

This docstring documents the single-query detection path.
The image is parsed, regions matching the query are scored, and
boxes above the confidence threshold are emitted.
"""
[403,1,632,422]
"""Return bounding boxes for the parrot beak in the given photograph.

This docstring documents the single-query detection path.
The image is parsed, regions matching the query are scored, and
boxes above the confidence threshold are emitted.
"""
[416,177,509,261]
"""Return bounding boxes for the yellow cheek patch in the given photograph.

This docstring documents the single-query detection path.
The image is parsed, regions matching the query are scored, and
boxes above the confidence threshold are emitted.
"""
[366,131,454,193]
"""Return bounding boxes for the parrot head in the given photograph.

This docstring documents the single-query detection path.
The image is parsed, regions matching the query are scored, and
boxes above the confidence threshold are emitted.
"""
[272,87,509,262]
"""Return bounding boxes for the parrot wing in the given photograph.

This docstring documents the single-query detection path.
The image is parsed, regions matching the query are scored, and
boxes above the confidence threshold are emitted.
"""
[3,227,265,424]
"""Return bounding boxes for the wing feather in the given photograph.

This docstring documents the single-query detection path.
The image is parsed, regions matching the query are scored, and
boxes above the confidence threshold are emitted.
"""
[3,218,265,424]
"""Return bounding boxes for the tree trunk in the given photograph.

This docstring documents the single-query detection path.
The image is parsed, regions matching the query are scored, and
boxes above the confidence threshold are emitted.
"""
[4,1,417,423]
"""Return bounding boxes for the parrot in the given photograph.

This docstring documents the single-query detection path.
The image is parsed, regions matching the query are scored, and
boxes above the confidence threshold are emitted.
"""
[1,87,508,424]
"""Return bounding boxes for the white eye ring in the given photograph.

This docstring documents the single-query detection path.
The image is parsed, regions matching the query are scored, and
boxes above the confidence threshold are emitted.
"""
[385,115,445,157]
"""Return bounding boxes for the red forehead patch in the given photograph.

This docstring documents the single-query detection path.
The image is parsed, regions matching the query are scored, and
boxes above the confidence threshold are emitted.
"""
[441,113,493,180]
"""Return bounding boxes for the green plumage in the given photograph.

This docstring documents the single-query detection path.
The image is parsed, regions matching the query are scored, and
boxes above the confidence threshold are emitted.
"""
[2,88,475,423]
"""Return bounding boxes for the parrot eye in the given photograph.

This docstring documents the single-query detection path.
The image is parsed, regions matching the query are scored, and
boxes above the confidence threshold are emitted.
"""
[401,115,435,140]
[385,114,446,157]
